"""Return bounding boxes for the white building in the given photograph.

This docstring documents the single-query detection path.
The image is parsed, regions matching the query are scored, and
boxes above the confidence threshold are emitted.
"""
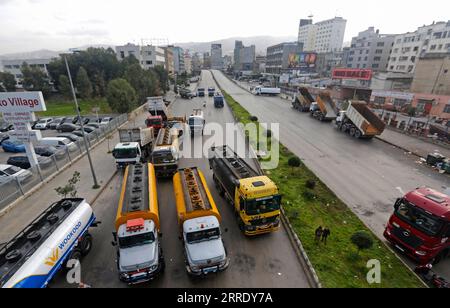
[388,21,450,74]
[298,17,347,53]
[115,43,166,70]
[1,58,52,87]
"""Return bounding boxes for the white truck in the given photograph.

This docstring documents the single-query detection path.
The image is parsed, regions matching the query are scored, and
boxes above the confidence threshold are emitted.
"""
[146,97,169,122]
[336,101,386,139]
[252,86,281,96]
[113,127,154,168]
[188,109,205,136]
[0,198,99,288]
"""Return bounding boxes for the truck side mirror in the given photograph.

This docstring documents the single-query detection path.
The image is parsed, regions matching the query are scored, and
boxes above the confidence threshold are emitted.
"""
[111,241,117,247]
[394,198,401,210]
[112,231,117,242]
[159,233,163,238]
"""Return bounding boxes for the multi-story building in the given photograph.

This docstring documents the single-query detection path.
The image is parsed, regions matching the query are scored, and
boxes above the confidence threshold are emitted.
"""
[388,21,450,74]
[203,52,211,69]
[1,58,52,87]
[163,47,175,76]
[346,27,396,72]
[298,17,347,53]
[184,52,192,75]
[191,53,202,75]
[266,42,303,75]
[211,44,223,70]
[115,43,165,70]
[255,55,266,73]
[315,51,345,77]
[233,41,243,71]
[411,52,450,95]
[170,46,185,74]
[233,41,256,72]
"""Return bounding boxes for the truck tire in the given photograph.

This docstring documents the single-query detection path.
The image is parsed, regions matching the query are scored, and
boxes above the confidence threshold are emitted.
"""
[64,249,82,272]
[354,130,362,139]
[318,114,324,121]
[349,127,356,137]
[238,218,245,232]
[80,234,93,256]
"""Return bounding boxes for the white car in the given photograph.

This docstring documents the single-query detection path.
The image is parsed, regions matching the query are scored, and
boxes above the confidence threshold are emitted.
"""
[0,164,32,184]
[34,118,53,130]
[100,117,113,126]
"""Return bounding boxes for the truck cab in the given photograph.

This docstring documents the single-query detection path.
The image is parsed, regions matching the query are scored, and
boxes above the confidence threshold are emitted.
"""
[384,187,450,265]
[214,93,224,108]
[145,115,163,135]
[208,87,215,97]
[189,109,205,136]
[151,128,180,177]
[197,88,206,97]
[113,142,141,167]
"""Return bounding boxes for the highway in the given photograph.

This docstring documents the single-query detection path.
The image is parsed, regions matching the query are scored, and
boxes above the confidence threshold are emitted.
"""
[51,70,312,288]
[211,70,450,279]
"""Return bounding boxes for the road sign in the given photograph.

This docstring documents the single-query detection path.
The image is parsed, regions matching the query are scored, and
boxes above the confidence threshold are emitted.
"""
[0,92,47,112]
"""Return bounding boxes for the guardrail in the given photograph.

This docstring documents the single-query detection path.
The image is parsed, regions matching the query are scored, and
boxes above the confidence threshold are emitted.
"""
[0,114,128,211]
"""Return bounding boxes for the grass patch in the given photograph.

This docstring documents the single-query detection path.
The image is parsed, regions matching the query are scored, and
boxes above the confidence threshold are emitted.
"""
[36,97,112,117]
[222,90,423,288]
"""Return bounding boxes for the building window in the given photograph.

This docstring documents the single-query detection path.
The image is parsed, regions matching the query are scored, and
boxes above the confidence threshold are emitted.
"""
[430,45,437,50]
[372,64,379,68]
[377,42,385,47]
[374,96,386,104]
[444,104,450,114]
[393,99,407,107]
[4,65,12,69]
[373,57,381,61]
[375,49,383,54]
[411,56,416,62]
[413,46,419,52]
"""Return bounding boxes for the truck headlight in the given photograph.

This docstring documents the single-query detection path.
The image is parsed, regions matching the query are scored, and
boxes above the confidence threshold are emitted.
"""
[120,273,130,279]
[150,265,158,271]
[246,225,256,231]
[415,251,427,256]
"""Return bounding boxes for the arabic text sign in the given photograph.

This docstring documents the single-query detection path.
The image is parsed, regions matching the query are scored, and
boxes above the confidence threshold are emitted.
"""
[0,92,47,112]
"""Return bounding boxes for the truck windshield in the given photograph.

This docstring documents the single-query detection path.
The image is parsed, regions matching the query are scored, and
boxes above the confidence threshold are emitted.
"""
[146,118,161,126]
[245,195,281,216]
[152,151,175,164]
[119,232,155,248]
[395,200,445,237]
[113,148,138,159]
[189,118,203,126]
[186,228,220,244]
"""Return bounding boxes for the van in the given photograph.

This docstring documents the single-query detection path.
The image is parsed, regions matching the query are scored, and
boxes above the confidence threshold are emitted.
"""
[39,137,77,152]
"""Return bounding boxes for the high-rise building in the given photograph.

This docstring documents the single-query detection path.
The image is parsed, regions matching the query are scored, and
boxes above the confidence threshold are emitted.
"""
[388,21,450,74]
[211,44,223,70]
[233,41,255,72]
[346,27,396,72]
[234,41,243,71]
[203,52,211,69]
[163,47,175,76]
[298,17,347,53]
[411,52,450,95]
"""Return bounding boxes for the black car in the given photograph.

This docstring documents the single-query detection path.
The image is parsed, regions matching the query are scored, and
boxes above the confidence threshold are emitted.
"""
[0,133,9,145]
[0,123,13,132]
[72,130,88,138]
[74,116,90,125]
[7,155,52,169]
[48,117,67,130]
[64,117,77,124]
[57,133,80,142]
[56,123,80,133]
[81,126,95,133]
[33,145,59,157]
[85,123,100,129]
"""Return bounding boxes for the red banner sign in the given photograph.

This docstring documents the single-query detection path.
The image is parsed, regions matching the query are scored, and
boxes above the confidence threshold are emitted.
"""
[332,68,373,81]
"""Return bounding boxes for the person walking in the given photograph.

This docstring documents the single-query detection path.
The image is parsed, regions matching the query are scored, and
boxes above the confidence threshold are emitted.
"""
[315,226,323,244]
[322,227,331,245]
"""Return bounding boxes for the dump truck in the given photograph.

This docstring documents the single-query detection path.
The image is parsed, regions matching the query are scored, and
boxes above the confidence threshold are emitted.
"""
[112,163,164,285]
[173,167,229,276]
[113,126,154,168]
[188,109,205,136]
[208,145,281,236]
[146,97,169,122]
[292,87,316,112]
[214,93,225,108]
[310,91,337,121]
[151,127,180,177]
[336,101,386,139]
[1,198,99,288]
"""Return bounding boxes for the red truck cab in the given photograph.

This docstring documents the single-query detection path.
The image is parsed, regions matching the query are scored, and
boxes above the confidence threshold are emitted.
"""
[145,115,163,136]
[384,187,450,264]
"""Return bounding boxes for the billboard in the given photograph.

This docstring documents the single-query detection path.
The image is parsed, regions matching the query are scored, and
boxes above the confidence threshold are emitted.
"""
[287,52,317,69]
[0,92,47,112]
[332,68,373,81]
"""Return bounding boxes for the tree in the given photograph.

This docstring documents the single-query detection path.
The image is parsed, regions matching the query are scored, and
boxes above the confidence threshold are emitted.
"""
[21,62,51,96]
[55,171,81,198]
[0,72,17,92]
[106,78,137,113]
[124,64,159,103]
[76,67,92,98]
[351,231,374,254]
[288,156,301,172]
[152,65,169,93]
[58,75,72,98]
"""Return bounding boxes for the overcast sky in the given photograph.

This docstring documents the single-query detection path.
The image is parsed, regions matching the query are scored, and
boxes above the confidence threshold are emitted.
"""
[0,0,449,55]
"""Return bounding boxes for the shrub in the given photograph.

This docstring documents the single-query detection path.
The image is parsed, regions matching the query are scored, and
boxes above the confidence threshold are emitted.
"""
[249,115,258,122]
[305,179,316,189]
[351,231,374,254]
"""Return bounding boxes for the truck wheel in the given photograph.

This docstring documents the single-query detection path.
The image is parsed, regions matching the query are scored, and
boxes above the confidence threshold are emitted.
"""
[318,114,324,121]
[354,130,362,139]
[349,127,356,137]
[80,234,93,256]
[64,249,82,272]
[336,122,342,130]
[238,218,245,232]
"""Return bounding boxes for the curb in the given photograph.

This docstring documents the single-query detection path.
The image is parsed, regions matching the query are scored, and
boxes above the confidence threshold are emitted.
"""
[374,136,424,159]
[211,70,321,288]
[90,169,119,207]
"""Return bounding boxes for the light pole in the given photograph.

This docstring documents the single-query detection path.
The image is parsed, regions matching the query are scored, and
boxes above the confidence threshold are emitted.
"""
[64,55,100,189]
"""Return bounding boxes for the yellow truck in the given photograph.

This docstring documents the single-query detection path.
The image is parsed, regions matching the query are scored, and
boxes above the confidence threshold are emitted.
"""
[208,145,281,236]
[112,163,165,285]
[173,167,229,276]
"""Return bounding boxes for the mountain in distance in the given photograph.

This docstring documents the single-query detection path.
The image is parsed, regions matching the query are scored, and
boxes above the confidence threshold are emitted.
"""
[0,44,114,60]
[176,35,298,56]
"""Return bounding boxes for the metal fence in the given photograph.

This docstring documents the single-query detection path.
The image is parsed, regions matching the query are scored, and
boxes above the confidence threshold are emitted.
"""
[0,114,127,212]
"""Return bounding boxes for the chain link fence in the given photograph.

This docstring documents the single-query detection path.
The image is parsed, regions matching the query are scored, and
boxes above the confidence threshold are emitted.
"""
[0,114,127,212]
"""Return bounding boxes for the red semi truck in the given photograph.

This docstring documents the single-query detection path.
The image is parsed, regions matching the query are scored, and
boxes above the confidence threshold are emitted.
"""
[384,187,450,265]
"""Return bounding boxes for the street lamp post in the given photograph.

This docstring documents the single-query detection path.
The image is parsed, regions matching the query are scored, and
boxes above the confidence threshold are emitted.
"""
[64,55,100,189]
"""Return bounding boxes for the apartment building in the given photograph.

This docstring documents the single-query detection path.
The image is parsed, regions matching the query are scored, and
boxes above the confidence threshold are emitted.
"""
[184,52,192,75]
[1,58,52,87]
[298,17,347,53]
[211,44,223,70]
[388,21,450,74]
[170,46,185,74]
[233,41,256,72]
[266,42,303,75]
[411,52,450,95]
[115,43,166,70]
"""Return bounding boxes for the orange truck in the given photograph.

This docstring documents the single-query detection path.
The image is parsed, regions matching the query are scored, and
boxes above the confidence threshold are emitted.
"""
[310,91,337,121]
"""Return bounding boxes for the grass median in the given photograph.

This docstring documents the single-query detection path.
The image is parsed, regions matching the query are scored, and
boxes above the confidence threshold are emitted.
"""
[222,91,423,288]
[36,97,112,117]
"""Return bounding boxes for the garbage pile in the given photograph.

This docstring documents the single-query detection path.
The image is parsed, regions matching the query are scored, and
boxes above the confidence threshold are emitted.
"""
[426,152,450,174]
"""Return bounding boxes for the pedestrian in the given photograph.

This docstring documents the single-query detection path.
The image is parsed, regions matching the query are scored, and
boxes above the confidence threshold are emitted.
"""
[322,227,331,245]
[315,226,323,243]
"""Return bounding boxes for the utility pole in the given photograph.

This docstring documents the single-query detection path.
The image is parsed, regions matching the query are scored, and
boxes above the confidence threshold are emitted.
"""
[64,55,100,189]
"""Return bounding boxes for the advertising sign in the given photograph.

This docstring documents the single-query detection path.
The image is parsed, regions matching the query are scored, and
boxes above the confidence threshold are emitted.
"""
[2,112,36,123]
[332,68,373,81]
[0,92,47,112]
[287,53,317,69]
[9,130,42,143]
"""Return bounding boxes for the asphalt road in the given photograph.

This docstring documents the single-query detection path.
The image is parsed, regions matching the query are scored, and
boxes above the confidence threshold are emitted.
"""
[51,71,312,288]
[211,70,450,280]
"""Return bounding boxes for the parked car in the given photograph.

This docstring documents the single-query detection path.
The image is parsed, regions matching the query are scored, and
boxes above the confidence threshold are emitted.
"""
[0,164,32,184]
[34,118,53,130]
[71,130,88,138]
[39,137,76,151]
[48,117,67,130]
[56,123,80,133]
[80,126,95,134]
[74,116,90,125]
[85,123,100,129]
[56,133,80,142]
[0,123,13,132]
[2,140,26,153]
[64,117,77,124]
[7,155,52,170]
[100,117,113,125]
[33,145,60,157]
[0,133,10,145]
